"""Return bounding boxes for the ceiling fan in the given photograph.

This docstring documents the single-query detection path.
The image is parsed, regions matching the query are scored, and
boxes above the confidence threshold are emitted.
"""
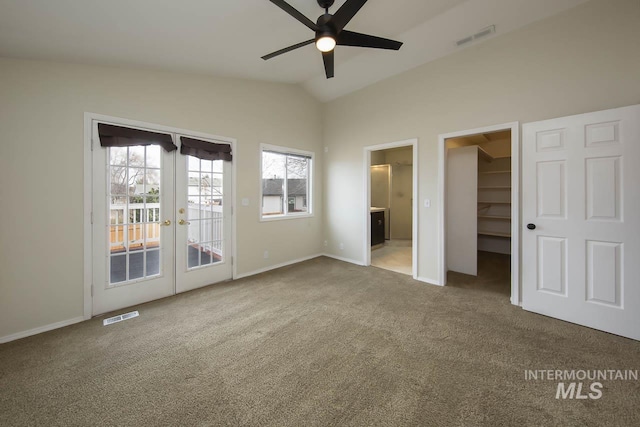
[262,0,403,79]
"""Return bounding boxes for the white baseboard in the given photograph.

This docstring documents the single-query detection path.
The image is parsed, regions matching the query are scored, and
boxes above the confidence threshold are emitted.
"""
[235,254,323,280]
[0,316,86,344]
[321,253,366,266]
[416,276,443,286]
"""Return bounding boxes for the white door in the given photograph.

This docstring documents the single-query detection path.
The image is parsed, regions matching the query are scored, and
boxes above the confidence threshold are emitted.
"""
[92,124,175,315]
[92,123,233,315]
[446,145,478,276]
[175,135,232,293]
[522,104,640,340]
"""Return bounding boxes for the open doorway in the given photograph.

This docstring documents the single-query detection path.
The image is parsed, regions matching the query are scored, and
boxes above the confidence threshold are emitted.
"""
[364,139,417,277]
[438,122,520,304]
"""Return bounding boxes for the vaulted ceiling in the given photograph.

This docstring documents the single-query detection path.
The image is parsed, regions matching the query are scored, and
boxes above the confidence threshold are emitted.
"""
[0,0,587,102]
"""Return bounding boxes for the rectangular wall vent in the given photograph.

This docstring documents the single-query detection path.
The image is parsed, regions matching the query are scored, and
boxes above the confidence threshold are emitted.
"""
[103,311,139,326]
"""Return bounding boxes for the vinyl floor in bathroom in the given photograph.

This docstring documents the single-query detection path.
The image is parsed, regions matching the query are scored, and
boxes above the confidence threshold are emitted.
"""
[370,239,412,275]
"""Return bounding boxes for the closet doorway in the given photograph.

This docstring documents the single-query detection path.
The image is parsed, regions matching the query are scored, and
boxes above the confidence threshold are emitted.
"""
[364,139,418,278]
[438,123,520,304]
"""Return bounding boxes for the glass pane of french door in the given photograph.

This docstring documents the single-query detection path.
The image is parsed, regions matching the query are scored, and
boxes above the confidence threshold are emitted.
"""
[186,156,225,269]
[108,145,163,284]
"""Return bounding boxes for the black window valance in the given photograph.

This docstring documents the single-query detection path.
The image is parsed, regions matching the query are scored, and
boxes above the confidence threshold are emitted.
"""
[98,123,177,152]
[180,137,232,161]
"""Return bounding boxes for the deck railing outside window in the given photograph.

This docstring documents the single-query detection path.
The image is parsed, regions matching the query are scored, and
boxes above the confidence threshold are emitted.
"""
[109,203,223,258]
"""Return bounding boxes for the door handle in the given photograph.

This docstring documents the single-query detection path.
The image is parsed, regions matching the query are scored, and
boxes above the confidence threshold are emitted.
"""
[178,219,191,225]
[527,223,536,230]
[160,220,171,226]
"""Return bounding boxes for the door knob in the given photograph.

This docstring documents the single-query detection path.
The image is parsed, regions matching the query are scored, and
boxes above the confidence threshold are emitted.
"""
[160,220,171,226]
[178,219,191,225]
[527,223,536,230]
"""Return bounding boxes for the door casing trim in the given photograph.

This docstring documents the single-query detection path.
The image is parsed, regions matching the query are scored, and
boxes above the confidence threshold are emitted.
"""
[362,138,418,279]
[437,121,520,305]
[83,112,237,319]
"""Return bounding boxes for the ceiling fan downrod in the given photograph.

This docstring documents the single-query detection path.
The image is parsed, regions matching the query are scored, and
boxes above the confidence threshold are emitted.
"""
[317,0,335,11]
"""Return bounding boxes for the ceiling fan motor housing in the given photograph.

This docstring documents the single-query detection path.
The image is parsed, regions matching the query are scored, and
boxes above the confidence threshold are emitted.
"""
[316,13,336,40]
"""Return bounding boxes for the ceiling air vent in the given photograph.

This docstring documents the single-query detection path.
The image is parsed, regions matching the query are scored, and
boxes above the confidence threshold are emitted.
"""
[455,25,496,47]
[456,36,473,47]
[474,25,495,40]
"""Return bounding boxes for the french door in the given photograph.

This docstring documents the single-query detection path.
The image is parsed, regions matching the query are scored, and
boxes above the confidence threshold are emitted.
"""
[175,134,232,293]
[522,104,640,340]
[91,121,232,316]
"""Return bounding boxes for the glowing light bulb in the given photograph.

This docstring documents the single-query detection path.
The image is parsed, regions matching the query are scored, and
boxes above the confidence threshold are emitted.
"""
[316,36,336,52]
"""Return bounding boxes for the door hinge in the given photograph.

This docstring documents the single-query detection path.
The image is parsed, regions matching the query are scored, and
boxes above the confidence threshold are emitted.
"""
[231,256,234,265]
[91,212,94,224]
[91,284,94,296]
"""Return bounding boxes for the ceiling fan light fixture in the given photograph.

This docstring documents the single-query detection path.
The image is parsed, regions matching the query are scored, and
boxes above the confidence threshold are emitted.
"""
[316,36,336,52]
[263,0,403,79]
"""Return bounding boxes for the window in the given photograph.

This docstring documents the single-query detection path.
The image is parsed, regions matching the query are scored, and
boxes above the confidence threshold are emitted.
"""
[261,145,313,219]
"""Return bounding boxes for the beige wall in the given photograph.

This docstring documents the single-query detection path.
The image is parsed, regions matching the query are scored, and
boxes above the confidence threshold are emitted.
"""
[384,147,413,240]
[371,151,386,166]
[0,59,323,339]
[322,0,640,280]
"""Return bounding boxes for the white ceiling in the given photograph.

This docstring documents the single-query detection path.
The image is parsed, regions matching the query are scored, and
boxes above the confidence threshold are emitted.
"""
[0,0,587,102]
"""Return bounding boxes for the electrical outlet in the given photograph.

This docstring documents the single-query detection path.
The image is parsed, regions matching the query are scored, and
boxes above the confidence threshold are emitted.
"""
[324,240,328,247]
[339,242,344,250]
[263,250,269,259]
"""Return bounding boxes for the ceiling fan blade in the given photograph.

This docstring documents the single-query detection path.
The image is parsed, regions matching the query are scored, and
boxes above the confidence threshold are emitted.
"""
[322,50,334,79]
[331,0,368,32]
[269,0,319,31]
[337,30,403,50]
[262,39,315,60]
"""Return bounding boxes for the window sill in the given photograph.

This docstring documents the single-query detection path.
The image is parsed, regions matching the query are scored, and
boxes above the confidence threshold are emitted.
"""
[260,213,314,222]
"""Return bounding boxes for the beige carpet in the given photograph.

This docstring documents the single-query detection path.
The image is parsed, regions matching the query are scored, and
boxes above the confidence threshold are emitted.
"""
[1,256,639,426]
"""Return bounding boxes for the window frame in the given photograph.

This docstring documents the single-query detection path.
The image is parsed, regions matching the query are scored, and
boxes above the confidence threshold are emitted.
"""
[259,143,314,221]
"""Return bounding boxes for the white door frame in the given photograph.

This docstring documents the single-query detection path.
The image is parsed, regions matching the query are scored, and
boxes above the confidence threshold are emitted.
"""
[363,138,418,279]
[437,122,521,305]
[83,112,237,319]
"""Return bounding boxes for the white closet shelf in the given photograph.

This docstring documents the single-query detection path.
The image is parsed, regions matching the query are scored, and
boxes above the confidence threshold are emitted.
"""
[478,215,511,220]
[477,146,494,163]
[478,231,511,238]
